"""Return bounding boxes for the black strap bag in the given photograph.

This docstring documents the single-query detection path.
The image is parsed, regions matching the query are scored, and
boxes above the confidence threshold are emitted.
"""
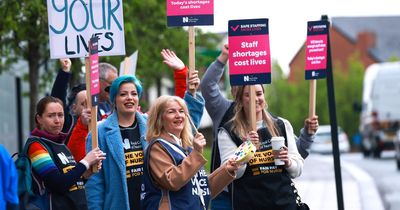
[291,182,310,210]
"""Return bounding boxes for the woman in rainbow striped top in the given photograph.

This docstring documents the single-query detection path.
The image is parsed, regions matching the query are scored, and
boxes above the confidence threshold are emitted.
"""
[26,96,105,210]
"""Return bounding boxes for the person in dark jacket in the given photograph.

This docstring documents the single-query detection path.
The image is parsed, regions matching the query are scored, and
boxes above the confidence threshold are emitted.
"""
[26,96,105,210]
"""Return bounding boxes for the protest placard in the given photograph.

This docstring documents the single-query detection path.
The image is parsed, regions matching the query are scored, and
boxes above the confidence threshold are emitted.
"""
[305,20,328,80]
[166,0,213,27]
[47,0,125,58]
[119,51,138,76]
[304,20,329,134]
[228,18,271,86]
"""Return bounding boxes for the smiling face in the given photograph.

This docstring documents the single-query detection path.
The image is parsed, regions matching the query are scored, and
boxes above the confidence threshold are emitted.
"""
[242,85,265,118]
[36,102,64,135]
[162,100,186,137]
[115,82,139,115]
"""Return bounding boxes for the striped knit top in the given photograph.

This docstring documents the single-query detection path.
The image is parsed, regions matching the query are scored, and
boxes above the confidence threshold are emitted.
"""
[28,142,58,177]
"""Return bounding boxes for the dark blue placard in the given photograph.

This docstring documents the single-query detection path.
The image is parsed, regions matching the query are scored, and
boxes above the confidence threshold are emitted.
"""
[307,20,328,36]
[167,14,214,27]
[230,73,271,86]
[305,70,327,80]
[228,18,269,37]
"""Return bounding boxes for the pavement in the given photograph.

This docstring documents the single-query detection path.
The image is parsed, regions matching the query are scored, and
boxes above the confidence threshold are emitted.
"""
[294,154,385,210]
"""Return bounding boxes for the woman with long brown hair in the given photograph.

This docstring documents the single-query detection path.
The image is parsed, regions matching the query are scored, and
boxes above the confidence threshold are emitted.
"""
[218,85,303,210]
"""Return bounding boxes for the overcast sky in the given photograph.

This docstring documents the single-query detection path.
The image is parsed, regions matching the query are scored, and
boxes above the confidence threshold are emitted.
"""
[198,0,400,75]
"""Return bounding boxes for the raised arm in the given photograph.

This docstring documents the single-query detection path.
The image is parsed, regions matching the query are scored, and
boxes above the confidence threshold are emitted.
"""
[200,44,232,124]
[161,49,187,98]
[296,115,319,159]
[51,59,73,133]
[51,58,72,107]
[184,69,204,128]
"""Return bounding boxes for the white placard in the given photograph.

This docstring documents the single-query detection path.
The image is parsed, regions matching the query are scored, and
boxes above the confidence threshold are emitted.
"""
[47,0,125,59]
[119,50,138,76]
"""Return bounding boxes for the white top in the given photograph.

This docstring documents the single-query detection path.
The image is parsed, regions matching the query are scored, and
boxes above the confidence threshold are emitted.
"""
[218,118,304,179]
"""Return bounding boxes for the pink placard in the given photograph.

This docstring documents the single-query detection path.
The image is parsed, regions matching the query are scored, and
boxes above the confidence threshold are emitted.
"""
[167,0,213,16]
[305,34,327,70]
[90,53,100,99]
[229,34,271,75]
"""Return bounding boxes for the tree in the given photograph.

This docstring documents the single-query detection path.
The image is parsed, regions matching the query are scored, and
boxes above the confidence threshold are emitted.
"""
[0,0,49,130]
[99,0,221,110]
[268,53,365,148]
[331,54,364,141]
[267,60,310,133]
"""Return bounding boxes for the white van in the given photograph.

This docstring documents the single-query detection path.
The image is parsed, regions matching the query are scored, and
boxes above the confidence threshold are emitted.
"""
[360,62,400,159]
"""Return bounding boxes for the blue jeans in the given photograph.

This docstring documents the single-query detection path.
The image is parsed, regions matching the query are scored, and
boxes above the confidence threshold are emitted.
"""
[210,191,231,210]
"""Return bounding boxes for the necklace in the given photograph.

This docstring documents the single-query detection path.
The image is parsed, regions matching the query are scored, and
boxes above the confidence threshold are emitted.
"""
[167,132,182,147]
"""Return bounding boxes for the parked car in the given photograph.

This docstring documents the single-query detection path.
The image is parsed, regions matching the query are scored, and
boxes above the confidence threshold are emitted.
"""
[309,125,351,154]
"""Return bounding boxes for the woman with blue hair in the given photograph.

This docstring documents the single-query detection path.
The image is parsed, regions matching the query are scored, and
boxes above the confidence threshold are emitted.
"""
[85,74,204,210]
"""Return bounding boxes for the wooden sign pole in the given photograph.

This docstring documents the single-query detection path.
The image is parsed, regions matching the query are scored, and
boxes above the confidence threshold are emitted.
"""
[85,58,99,172]
[188,26,196,90]
[308,79,316,134]
[186,114,199,135]
[249,85,257,131]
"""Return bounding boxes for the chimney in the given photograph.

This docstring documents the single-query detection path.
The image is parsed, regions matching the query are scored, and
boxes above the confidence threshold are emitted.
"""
[357,31,376,51]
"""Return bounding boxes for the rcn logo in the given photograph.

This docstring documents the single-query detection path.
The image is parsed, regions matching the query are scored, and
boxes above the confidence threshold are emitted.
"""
[244,76,250,82]
[311,71,319,77]
[57,152,70,165]
[183,17,189,23]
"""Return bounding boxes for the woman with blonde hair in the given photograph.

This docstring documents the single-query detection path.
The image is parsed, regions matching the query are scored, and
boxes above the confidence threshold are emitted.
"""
[142,95,239,210]
[218,84,304,210]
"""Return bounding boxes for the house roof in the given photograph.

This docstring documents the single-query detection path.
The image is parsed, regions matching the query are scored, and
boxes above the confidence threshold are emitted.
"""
[332,16,400,62]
